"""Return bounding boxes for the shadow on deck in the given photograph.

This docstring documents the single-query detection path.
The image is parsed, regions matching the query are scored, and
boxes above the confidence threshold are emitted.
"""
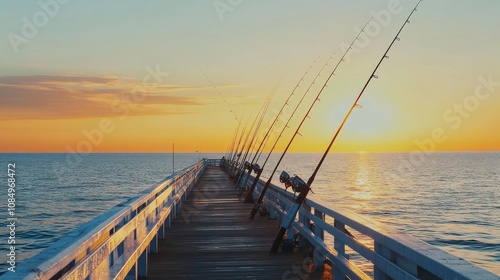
[146,166,332,279]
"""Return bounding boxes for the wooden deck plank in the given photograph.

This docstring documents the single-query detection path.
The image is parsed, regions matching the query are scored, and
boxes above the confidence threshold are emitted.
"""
[145,166,331,279]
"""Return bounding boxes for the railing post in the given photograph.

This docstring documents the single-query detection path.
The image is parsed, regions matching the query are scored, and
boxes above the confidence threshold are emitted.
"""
[166,213,172,228]
[125,264,136,280]
[269,193,278,219]
[150,233,158,254]
[313,208,325,270]
[138,249,148,277]
[374,241,391,280]
[158,223,165,239]
[333,219,348,280]
[171,187,177,220]
[299,203,311,249]
[278,196,288,228]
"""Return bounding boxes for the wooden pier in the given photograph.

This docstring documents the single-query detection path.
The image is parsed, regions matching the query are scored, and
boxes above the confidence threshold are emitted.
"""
[9,159,499,280]
[146,165,330,279]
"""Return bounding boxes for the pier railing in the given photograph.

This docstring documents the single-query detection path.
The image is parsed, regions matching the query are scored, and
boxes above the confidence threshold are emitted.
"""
[11,159,497,280]
[247,174,499,280]
[10,159,216,280]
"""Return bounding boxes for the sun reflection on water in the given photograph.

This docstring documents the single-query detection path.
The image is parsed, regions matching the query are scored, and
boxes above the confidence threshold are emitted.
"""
[350,153,378,209]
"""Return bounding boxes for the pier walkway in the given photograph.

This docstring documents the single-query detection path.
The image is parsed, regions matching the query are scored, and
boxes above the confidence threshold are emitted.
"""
[12,160,498,280]
[146,166,328,279]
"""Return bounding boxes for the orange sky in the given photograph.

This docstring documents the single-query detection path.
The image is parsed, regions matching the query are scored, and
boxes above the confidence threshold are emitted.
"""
[1,1,499,153]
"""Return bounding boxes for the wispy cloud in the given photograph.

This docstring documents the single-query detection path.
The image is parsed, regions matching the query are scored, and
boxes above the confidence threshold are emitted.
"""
[0,75,222,119]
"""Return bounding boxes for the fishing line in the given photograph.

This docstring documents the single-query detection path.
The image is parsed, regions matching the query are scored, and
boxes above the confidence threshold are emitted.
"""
[246,73,287,164]
[235,86,277,186]
[270,0,423,252]
[246,17,373,210]
[236,59,319,192]
[193,59,241,124]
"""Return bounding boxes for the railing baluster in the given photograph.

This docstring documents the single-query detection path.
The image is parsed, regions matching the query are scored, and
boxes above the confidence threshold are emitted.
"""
[374,241,391,280]
[150,234,158,254]
[333,219,347,280]
[138,250,148,277]
[313,208,325,270]
[299,203,311,249]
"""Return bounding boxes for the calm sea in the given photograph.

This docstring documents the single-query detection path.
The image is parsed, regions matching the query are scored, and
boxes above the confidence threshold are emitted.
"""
[0,152,498,276]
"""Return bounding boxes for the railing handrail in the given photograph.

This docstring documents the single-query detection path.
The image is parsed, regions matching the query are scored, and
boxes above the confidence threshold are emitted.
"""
[8,160,208,280]
[249,174,499,280]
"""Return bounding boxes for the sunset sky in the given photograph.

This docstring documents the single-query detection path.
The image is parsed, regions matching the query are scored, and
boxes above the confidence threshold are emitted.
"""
[1,0,499,153]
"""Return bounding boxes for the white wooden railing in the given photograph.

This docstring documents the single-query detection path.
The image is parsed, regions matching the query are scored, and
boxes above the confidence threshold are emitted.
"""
[247,174,499,280]
[8,160,217,280]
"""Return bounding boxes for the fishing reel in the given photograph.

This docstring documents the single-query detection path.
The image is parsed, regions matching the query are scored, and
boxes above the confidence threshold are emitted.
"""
[244,161,251,170]
[279,171,292,188]
[279,171,309,193]
[253,164,261,174]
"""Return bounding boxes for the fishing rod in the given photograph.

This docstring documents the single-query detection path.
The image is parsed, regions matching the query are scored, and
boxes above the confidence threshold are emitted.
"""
[235,88,276,186]
[235,60,317,202]
[232,76,283,182]
[270,0,423,252]
[225,118,241,167]
[228,75,285,185]
[236,60,319,193]
[227,106,249,175]
[193,60,245,169]
[234,89,275,184]
[244,73,288,167]
[234,108,265,181]
[227,112,244,163]
[242,54,332,202]
[245,18,372,210]
[229,111,252,178]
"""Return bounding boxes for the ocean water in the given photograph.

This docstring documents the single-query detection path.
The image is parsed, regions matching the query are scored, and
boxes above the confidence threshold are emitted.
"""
[0,152,213,276]
[262,152,500,276]
[0,152,499,276]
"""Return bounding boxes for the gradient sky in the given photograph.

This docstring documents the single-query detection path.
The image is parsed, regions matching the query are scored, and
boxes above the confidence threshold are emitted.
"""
[1,0,499,152]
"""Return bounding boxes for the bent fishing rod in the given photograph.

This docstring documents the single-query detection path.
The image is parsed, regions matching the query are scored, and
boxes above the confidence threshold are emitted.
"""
[225,116,242,161]
[227,108,250,174]
[236,57,319,195]
[237,98,270,173]
[229,112,252,178]
[235,98,278,191]
[243,51,338,203]
[228,111,246,162]
[233,68,309,192]
[236,60,317,201]
[246,19,372,214]
[195,60,241,163]
[235,93,276,187]
[231,75,284,181]
[270,0,423,252]
[234,86,276,184]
